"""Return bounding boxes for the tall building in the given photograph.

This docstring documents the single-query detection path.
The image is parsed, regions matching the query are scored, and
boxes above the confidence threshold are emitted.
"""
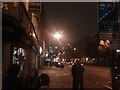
[2,2,46,79]
[98,2,120,50]
[118,2,120,48]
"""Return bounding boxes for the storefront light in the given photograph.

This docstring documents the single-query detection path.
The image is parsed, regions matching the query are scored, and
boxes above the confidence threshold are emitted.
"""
[86,58,89,62]
[46,53,48,57]
[32,33,35,37]
[39,47,42,54]
[13,50,17,55]
[116,49,120,53]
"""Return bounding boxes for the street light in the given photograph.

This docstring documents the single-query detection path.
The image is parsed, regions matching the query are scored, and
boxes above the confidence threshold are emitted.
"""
[53,32,62,40]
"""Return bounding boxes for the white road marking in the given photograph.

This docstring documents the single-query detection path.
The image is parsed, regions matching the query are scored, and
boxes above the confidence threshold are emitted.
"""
[96,82,112,90]
[101,83,112,90]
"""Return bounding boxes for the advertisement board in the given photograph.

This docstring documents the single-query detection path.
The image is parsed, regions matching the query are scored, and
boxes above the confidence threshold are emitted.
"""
[98,2,119,32]
[99,2,118,21]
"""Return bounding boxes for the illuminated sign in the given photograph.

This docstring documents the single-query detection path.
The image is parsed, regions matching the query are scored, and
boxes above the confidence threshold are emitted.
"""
[99,2,116,21]
[29,2,41,13]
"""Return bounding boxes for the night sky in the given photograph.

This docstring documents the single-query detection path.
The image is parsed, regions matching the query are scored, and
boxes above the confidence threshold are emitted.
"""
[44,2,99,44]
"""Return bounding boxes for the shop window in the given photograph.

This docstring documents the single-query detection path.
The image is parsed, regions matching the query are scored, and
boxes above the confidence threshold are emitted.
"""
[13,47,26,70]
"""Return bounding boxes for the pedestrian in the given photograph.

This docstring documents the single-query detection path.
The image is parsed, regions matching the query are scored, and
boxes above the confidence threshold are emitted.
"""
[71,60,84,90]
[25,68,40,90]
[2,64,25,90]
[39,73,50,88]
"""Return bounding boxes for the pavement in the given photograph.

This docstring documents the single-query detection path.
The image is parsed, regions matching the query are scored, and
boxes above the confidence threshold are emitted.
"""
[39,65,120,90]
[38,66,112,90]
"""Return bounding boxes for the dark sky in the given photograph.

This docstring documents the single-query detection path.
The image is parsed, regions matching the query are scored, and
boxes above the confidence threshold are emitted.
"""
[44,2,98,44]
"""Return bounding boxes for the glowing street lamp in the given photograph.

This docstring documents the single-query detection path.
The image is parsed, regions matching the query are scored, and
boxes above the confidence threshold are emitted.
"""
[53,32,62,40]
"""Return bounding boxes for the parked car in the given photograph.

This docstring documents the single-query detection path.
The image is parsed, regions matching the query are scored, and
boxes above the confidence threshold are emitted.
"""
[54,62,64,68]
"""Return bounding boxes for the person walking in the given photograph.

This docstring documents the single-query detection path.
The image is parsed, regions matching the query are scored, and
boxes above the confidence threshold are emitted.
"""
[71,60,84,90]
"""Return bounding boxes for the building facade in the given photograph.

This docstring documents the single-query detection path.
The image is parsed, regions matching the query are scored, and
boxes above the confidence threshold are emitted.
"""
[2,2,46,79]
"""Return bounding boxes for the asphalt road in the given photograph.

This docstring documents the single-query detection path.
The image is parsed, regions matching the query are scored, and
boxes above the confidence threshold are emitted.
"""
[39,64,112,89]
[83,65,112,89]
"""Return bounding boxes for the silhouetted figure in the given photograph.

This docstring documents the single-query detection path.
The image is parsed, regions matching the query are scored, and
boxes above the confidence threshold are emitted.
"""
[39,73,50,88]
[71,60,84,90]
[25,68,40,90]
[111,50,120,90]
[18,70,25,84]
[2,64,24,90]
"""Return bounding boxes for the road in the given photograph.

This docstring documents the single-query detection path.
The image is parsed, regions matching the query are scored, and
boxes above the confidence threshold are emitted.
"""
[39,64,112,89]
[84,66,112,89]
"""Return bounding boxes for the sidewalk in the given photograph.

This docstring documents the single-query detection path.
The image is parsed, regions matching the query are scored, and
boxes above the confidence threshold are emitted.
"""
[38,66,107,89]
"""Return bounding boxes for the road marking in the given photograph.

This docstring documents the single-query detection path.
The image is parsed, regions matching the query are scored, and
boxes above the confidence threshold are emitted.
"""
[101,83,112,90]
[96,82,112,90]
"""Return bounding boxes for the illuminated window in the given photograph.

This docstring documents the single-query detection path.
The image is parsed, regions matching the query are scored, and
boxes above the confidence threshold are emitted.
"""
[13,47,26,70]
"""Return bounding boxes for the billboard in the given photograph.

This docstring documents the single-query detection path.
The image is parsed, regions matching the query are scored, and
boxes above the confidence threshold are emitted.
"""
[29,2,41,13]
[98,2,119,32]
[99,2,118,21]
